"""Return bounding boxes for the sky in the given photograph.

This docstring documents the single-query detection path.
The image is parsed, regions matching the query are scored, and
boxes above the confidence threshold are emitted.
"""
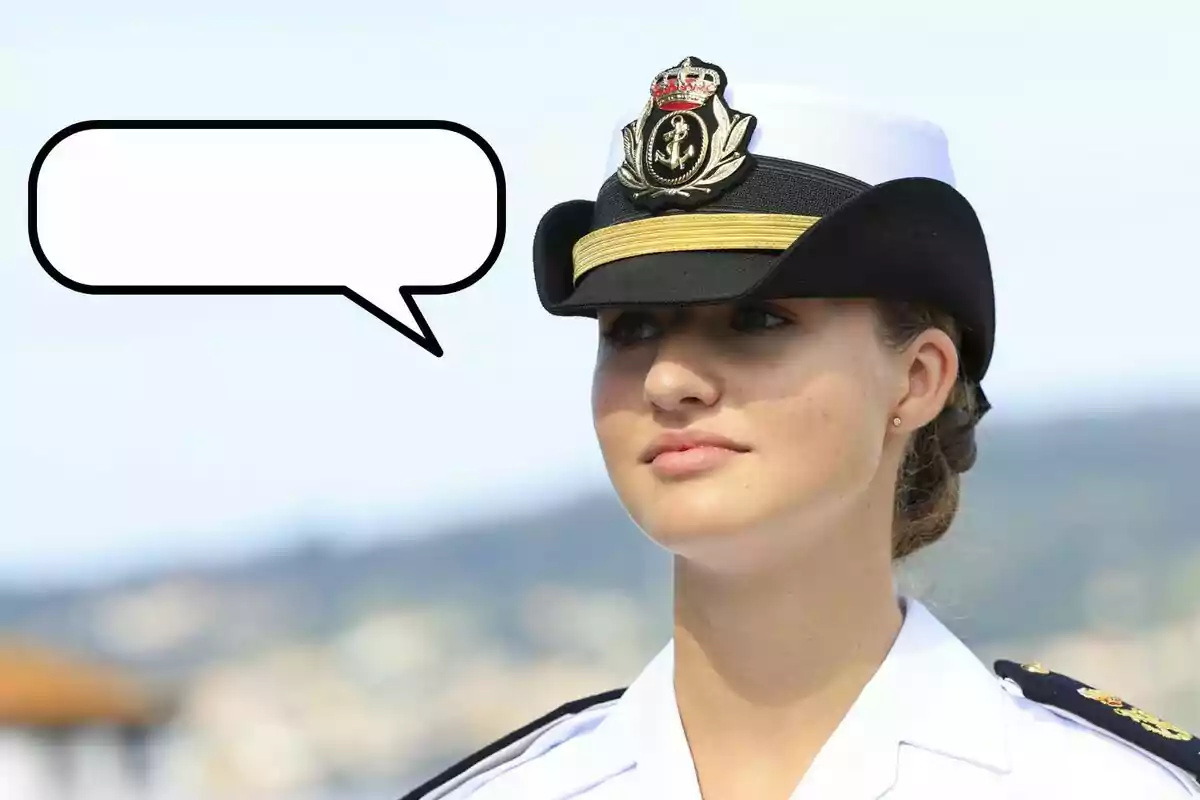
[2,0,1199,587]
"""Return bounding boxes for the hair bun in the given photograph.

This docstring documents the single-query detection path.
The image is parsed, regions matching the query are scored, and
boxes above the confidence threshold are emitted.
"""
[935,406,980,473]
[940,427,978,472]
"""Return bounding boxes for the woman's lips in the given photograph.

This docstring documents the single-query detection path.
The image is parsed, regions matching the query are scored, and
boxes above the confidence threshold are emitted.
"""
[640,429,751,479]
[649,444,744,479]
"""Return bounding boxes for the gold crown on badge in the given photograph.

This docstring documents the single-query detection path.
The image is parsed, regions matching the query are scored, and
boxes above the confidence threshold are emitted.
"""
[650,57,721,110]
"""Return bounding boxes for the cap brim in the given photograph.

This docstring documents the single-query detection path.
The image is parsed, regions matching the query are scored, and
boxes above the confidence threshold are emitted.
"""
[564,250,779,310]
[533,198,778,315]
[534,177,994,379]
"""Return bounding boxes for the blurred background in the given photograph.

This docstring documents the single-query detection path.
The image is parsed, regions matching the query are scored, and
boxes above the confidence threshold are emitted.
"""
[3,2,1199,798]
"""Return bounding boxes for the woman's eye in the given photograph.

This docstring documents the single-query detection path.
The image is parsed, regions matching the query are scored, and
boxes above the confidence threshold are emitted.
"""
[730,304,791,332]
[602,313,661,347]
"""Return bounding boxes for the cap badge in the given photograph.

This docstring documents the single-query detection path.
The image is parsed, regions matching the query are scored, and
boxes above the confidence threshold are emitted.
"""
[617,57,757,210]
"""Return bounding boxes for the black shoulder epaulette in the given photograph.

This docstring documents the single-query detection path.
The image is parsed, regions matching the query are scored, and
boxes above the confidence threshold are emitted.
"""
[397,687,626,800]
[995,659,1199,784]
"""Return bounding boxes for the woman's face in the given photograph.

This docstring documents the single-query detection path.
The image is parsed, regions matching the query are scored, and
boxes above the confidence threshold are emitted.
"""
[592,297,937,565]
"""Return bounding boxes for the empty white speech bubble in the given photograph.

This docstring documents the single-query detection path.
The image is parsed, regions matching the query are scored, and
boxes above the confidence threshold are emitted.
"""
[29,121,505,356]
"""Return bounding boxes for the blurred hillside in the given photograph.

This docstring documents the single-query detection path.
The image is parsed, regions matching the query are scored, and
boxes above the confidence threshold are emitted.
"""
[0,404,1197,799]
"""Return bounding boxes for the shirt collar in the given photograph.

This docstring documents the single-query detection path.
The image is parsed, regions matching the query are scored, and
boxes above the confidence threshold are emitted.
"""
[795,597,1013,798]
[588,596,1013,798]
[879,597,1013,772]
[591,638,700,797]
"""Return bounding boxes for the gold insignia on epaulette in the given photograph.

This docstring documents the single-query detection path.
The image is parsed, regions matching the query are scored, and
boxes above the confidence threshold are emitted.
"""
[1113,706,1195,742]
[1079,687,1125,708]
[1020,662,1050,674]
[1076,686,1196,742]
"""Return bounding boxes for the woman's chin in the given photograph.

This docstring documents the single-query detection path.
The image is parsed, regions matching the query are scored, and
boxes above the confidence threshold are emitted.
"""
[624,481,784,552]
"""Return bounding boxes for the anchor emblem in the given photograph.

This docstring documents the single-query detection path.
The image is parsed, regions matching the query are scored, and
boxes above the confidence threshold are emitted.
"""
[654,115,696,173]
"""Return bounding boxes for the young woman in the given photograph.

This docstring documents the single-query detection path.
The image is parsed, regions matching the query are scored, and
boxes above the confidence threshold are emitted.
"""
[402,58,1199,799]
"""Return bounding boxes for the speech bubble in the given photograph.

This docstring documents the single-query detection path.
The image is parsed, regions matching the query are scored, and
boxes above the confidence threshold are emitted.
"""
[28,121,506,356]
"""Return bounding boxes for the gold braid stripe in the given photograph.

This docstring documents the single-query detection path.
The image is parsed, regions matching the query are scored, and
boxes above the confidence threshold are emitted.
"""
[571,213,822,283]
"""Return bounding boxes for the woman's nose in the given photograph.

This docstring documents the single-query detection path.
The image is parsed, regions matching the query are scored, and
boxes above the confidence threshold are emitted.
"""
[643,336,721,413]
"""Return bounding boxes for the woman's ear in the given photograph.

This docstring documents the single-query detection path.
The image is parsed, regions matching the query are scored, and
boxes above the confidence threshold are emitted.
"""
[893,328,960,430]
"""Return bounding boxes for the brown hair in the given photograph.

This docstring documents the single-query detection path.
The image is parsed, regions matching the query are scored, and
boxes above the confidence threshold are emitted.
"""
[873,301,985,561]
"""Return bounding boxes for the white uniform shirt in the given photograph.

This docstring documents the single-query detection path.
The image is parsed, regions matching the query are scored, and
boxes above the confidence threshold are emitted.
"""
[409,598,1200,798]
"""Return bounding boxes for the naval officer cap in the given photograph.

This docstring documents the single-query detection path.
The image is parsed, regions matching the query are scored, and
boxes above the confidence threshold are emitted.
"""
[534,56,996,385]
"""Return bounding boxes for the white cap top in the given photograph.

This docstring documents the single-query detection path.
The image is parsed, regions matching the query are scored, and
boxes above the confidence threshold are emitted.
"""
[603,83,956,188]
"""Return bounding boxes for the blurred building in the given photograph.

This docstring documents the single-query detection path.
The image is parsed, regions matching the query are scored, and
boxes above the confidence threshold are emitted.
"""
[0,640,178,800]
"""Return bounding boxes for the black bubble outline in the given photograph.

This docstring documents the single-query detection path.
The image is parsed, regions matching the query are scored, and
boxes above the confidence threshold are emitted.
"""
[27,119,507,358]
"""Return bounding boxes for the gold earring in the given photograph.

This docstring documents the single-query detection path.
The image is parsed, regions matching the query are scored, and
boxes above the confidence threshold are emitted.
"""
[892,416,902,428]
